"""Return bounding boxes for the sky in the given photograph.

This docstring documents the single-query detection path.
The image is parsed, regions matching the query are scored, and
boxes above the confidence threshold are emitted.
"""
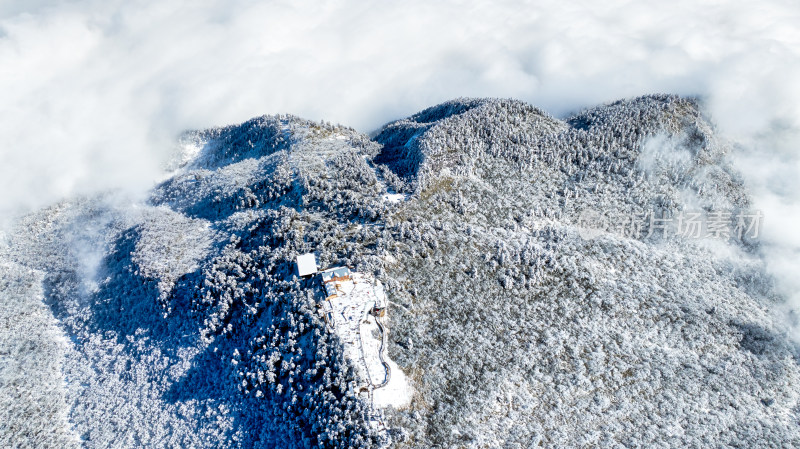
[1,0,800,323]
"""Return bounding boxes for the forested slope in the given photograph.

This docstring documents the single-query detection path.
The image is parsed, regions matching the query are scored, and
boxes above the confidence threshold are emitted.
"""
[2,96,798,448]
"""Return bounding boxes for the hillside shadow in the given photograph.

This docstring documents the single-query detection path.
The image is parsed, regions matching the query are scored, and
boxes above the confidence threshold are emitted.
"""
[85,226,198,347]
[69,224,291,446]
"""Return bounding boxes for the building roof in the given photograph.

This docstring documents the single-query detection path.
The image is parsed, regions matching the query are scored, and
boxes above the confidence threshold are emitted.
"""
[320,266,351,282]
[296,253,318,277]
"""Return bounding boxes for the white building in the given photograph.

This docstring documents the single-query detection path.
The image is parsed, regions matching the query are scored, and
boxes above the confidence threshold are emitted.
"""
[296,253,318,277]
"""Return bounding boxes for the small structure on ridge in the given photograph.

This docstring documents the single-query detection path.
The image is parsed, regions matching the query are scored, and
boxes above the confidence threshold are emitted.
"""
[296,253,318,277]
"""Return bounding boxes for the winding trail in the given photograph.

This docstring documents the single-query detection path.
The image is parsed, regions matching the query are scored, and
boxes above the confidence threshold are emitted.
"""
[373,316,391,389]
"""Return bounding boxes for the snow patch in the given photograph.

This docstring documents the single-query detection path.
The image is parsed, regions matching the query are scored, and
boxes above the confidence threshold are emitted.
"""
[382,193,407,203]
[372,358,412,409]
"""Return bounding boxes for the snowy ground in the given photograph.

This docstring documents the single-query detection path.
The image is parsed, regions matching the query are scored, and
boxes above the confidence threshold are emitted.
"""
[381,193,407,204]
[319,270,412,410]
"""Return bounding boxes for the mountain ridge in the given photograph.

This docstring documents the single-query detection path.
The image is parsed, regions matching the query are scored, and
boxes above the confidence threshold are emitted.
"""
[2,95,797,448]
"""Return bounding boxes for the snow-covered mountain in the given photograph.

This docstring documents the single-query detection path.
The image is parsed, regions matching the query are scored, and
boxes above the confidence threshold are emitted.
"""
[2,95,798,448]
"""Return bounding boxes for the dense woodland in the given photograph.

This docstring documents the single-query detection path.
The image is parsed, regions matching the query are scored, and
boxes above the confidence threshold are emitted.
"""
[2,95,798,448]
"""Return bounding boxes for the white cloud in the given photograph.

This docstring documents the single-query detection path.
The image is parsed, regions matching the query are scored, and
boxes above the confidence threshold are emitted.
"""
[1,0,800,315]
